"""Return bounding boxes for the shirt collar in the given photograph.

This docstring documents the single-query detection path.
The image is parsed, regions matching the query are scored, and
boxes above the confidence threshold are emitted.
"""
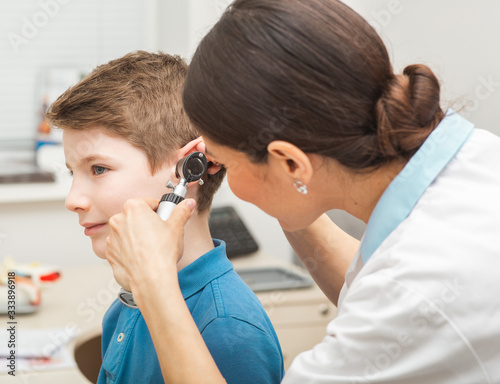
[360,110,474,264]
[178,239,233,300]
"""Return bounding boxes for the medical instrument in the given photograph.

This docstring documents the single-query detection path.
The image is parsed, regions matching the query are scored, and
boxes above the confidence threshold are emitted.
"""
[118,152,208,308]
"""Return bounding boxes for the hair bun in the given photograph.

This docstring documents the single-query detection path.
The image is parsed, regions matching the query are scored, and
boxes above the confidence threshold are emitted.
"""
[375,64,444,159]
[403,64,441,127]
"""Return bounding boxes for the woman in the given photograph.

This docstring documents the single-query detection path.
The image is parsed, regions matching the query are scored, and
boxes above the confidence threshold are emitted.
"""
[106,0,500,382]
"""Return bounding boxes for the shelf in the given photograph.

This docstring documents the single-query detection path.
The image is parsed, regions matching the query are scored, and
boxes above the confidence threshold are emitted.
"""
[0,179,70,204]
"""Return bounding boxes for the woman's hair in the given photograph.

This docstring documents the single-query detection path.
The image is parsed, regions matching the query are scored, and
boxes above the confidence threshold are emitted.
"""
[183,0,444,170]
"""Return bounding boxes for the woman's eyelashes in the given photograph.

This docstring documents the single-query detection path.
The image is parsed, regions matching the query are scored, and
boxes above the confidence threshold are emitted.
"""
[209,160,223,170]
[92,165,110,175]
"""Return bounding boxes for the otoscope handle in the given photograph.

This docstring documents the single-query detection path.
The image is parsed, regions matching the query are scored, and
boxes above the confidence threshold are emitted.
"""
[156,193,185,221]
[118,193,185,308]
[118,151,207,309]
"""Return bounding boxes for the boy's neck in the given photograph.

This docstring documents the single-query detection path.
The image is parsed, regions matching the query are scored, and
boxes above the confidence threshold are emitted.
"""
[176,210,215,271]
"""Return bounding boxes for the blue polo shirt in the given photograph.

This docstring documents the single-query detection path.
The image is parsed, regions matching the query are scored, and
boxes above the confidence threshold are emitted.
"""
[97,240,284,384]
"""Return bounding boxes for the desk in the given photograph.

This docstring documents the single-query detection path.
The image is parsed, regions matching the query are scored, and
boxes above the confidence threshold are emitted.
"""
[0,263,115,383]
[0,254,336,383]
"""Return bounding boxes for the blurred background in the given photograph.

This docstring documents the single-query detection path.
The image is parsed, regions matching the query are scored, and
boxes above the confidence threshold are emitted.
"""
[0,0,499,267]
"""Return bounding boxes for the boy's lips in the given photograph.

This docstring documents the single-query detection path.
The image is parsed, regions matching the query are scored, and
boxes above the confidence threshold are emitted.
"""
[82,222,107,236]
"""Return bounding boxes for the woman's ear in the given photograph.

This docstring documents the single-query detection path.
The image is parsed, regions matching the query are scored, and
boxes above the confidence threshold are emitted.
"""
[267,141,313,184]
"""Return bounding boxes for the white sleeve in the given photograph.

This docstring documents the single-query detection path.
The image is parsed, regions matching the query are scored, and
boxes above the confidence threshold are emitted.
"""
[282,271,490,384]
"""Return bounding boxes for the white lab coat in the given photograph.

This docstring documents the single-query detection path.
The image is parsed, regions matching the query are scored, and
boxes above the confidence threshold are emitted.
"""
[284,112,500,383]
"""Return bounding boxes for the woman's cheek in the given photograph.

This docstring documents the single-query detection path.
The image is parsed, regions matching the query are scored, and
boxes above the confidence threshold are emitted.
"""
[228,180,247,201]
[226,174,244,200]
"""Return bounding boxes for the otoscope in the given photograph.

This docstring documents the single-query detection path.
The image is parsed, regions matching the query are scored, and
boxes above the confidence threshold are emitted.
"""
[118,151,208,308]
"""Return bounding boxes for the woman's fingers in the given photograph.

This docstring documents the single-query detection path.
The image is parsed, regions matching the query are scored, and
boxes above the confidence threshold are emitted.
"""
[106,198,159,289]
[167,199,196,230]
[144,197,161,211]
[160,199,197,262]
[105,216,131,290]
[122,197,159,218]
[121,197,160,212]
[105,197,196,292]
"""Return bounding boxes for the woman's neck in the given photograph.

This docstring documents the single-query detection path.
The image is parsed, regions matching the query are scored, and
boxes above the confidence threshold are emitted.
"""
[314,157,407,224]
[343,160,407,223]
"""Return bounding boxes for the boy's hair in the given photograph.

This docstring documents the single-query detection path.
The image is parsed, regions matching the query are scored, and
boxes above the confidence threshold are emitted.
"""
[46,50,225,213]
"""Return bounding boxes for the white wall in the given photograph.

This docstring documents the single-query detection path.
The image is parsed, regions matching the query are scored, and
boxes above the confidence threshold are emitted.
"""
[344,0,500,134]
[327,0,500,238]
[2,1,500,267]
[0,0,150,142]
[158,0,232,61]
[159,0,500,247]
[159,0,500,134]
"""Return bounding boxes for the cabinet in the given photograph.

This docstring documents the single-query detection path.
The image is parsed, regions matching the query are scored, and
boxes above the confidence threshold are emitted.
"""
[259,291,336,369]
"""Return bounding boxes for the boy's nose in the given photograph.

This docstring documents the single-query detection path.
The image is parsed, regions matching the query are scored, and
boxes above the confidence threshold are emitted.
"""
[65,181,91,213]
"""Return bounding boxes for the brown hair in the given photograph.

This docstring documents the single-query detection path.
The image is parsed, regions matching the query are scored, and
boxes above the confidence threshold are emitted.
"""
[46,51,225,212]
[183,0,444,170]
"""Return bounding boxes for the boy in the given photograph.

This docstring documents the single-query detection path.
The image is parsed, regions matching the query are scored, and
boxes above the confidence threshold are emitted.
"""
[46,51,284,384]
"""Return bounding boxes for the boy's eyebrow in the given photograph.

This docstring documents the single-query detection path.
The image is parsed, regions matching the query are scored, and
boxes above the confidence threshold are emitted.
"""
[81,154,111,163]
[66,154,112,169]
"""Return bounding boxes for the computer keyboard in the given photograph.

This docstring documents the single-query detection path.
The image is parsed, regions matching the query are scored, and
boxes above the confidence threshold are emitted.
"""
[209,206,259,258]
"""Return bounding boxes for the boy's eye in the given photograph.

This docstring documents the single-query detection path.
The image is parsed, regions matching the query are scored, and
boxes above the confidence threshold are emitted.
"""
[92,165,109,175]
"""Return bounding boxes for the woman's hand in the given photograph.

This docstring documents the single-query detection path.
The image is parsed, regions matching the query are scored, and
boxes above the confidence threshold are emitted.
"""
[105,197,196,295]
[106,198,226,383]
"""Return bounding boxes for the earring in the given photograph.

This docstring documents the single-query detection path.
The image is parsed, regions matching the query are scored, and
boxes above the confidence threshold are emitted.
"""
[293,179,308,195]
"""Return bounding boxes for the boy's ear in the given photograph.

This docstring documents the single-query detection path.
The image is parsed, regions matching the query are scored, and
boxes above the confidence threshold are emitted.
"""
[177,137,222,175]
[177,137,204,159]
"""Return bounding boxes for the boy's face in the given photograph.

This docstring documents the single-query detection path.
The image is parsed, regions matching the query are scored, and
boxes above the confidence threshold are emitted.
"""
[63,128,174,259]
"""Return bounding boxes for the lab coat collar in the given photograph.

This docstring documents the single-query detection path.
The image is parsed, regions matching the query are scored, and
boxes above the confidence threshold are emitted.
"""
[177,239,233,300]
[360,110,474,264]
